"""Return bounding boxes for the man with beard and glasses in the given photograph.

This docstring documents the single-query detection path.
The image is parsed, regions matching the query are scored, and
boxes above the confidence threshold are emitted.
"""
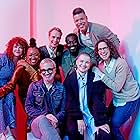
[62,33,96,78]
[25,58,66,140]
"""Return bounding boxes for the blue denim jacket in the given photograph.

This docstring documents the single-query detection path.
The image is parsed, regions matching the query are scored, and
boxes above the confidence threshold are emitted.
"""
[25,79,66,126]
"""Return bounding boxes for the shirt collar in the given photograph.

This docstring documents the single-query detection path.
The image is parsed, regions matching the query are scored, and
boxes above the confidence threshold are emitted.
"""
[47,46,56,58]
[76,70,87,81]
[80,27,90,36]
[104,58,116,73]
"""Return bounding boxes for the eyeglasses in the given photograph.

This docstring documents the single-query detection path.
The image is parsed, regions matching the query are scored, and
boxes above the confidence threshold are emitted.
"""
[98,46,109,52]
[40,67,56,75]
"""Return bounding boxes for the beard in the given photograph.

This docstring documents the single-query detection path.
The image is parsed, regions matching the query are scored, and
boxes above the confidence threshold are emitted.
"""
[69,46,79,56]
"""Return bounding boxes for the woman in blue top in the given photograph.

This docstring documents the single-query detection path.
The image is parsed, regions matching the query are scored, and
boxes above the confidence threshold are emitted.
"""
[0,37,28,139]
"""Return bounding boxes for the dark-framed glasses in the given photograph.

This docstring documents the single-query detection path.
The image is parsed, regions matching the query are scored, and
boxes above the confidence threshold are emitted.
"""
[98,46,109,52]
[40,67,56,75]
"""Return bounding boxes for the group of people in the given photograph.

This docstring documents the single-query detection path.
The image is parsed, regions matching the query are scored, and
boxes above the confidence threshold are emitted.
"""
[0,7,139,140]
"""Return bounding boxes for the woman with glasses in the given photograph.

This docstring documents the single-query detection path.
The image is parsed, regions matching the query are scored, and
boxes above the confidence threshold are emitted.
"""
[25,58,66,140]
[93,39,140,140]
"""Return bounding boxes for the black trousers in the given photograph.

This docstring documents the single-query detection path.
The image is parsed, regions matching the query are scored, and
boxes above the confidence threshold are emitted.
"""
[68,129,113,140]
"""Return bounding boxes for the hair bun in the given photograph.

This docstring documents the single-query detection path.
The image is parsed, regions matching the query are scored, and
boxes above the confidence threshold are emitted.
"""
[29,38,36,47]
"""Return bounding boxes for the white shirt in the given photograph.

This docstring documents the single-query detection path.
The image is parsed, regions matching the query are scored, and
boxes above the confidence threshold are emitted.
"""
[44,82,53,91]
[47,46,56,59]
[80,28,93,50]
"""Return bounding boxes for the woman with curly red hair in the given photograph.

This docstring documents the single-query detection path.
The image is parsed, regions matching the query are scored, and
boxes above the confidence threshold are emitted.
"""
[0,36,28,139]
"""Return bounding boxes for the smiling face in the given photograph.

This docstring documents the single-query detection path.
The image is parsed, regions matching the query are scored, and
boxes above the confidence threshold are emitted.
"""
[12,43,24,57]
[73,12,88,34]
[40,59,56,83]
[76,53,91,73]
[97,41,110,62]
[26,47,40,66]
[66,35,79,54]
[48,29,62,50]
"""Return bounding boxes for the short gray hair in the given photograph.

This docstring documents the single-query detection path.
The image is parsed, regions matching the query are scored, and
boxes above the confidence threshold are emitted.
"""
[40,58,56,69]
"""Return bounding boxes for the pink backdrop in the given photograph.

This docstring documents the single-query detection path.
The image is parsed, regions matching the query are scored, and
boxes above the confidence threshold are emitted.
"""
[0,1,139,139]
[0,0,140,83]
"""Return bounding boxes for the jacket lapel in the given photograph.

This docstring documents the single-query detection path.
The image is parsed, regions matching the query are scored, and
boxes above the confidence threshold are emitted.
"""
[88,22,99,47]
[42,46,50,58]
[71,71,79,99]
[87,71,95,101]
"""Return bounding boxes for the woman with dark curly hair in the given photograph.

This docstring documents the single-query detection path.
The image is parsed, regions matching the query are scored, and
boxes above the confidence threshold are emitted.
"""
[0,37,28,139]
[93,39,140,140]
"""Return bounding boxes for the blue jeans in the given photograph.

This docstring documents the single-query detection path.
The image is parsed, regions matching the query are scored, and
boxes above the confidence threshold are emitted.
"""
[111,98,140,140]
[31,115,61,140]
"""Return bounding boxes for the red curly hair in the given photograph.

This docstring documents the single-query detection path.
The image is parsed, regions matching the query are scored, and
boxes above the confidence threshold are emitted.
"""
[5,37,28,60]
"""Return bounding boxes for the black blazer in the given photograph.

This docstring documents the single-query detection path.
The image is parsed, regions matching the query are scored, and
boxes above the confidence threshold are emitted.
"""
[39,44,64,77]
[64,70,109,126]
[39,44,64,67]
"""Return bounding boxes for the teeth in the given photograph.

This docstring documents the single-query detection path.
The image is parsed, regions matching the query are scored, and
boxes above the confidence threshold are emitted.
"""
[31,60,36,62]
[70,47,75,49]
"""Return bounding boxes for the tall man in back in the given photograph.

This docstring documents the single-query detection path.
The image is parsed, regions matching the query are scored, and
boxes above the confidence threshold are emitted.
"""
[72,7,120,53]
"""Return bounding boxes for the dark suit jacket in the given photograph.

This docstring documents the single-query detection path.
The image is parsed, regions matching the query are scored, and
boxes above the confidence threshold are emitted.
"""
[39,44,64,67]
[64,70,109,127]
[39,45,64,79]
